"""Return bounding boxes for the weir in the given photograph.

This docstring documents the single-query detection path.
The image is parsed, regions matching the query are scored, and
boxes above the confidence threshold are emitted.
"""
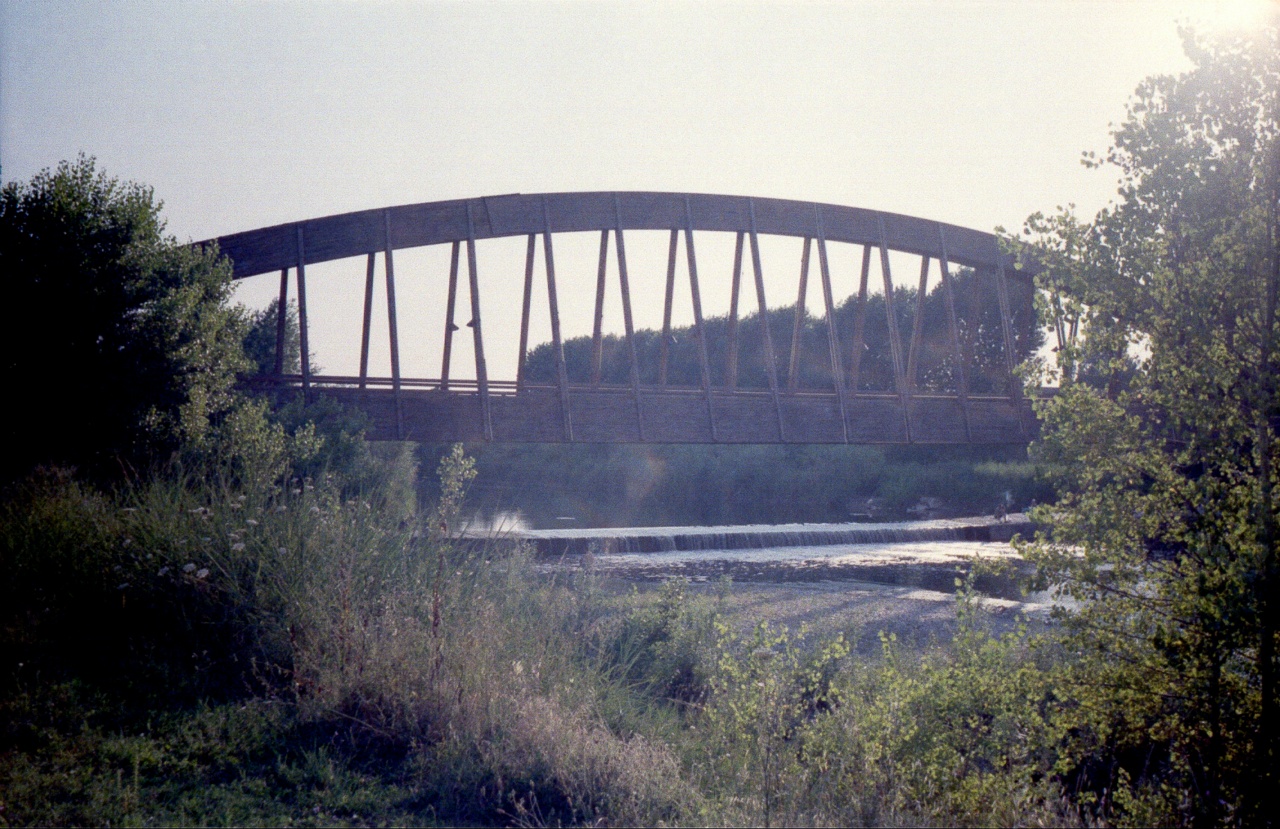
[507,515,1035,556]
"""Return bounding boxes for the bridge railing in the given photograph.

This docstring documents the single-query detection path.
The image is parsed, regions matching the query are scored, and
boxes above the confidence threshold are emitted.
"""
[244,373,1030,402]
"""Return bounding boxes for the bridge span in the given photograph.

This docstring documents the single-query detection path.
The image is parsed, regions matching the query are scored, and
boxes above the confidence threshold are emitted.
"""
[208,192,1041,445]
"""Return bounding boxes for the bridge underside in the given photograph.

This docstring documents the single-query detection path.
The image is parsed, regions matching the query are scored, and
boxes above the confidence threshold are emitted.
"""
[269,382,1035,444]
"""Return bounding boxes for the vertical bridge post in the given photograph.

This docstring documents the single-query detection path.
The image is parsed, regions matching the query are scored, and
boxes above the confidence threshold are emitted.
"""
[590,229,609,386]
[465,202,493,441]
[516,234,535,393]
[684,197,717,441]
[815,207,849,443]
[359,253,375,391]
[613,195,646,441]
[659,229,678,387]
[937,225,972,442]
[906,255,930,395]
[847,244,871,394]
[541,197,574,442]
[274,266,289,378]
[295,226,311,400]
[749,199,785,441]
[787,237,812,391]
[440,241,460,392]
[877,215,910,441]
[383,210,403,439]
[725,231,744,390]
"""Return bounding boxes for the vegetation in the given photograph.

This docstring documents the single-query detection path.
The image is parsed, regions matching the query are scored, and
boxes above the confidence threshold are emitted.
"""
[2,21,1277,828]
[524,265,1040,395]
[1008,24,1280,825]
[0,156,261,481]
[434,441,1050,526]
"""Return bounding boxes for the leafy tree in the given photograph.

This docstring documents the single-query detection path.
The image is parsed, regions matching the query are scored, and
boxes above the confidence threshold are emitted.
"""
[1010,23,1279,825]
[0,156,255,479]
[242,297,300,377]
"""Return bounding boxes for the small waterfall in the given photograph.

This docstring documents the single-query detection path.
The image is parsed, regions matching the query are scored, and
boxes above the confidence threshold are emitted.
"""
[517,517,1034,557]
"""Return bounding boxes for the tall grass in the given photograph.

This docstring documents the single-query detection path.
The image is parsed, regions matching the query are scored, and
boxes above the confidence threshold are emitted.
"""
[0,450,699,825]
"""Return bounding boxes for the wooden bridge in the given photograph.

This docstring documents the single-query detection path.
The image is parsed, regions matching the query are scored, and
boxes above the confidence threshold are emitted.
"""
[208,192,1040,445]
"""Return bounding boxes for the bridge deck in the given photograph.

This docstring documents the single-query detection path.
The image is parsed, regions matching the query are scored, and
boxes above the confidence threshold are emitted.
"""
[256,379,1034,444]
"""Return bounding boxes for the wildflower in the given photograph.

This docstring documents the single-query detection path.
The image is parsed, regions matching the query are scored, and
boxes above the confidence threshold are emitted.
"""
[182,563,197,573]
[122,538,132,547]
[246,519,259,526]
[158,567,170,576]
[231,543,246,552]
[278,547,288,555]
[195,568,209,579]
[229,502,242,510]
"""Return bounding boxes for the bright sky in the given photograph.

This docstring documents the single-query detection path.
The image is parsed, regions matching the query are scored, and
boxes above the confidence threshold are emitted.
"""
[3,0,1275,380]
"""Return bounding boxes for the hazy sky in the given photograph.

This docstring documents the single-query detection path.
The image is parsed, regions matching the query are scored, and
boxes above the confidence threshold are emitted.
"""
[3,0,1274,380]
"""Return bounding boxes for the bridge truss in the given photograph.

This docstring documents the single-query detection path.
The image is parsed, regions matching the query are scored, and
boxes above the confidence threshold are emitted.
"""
[208,192,1040,445]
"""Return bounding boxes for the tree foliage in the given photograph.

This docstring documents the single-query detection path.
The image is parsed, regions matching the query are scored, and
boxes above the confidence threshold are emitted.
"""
[524,266,1040,395]
[1010,23,1279,825]
[0,156,253,479]
[241,297,300,378]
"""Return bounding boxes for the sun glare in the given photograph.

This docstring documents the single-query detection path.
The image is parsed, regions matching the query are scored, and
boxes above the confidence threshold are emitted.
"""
[1181,0,1279,32]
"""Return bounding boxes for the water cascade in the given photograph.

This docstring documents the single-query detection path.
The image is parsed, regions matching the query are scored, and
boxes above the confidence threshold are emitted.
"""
[513,516,1034,557]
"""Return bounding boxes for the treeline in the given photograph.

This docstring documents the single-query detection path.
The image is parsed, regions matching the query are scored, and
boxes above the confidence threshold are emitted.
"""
[524,266,1041,395]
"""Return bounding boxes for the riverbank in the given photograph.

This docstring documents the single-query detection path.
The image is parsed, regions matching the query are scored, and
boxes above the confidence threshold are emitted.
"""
[420,442,1052,528]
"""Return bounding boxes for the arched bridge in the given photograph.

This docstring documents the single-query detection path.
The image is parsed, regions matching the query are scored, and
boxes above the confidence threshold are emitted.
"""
[208,192,1040,445]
